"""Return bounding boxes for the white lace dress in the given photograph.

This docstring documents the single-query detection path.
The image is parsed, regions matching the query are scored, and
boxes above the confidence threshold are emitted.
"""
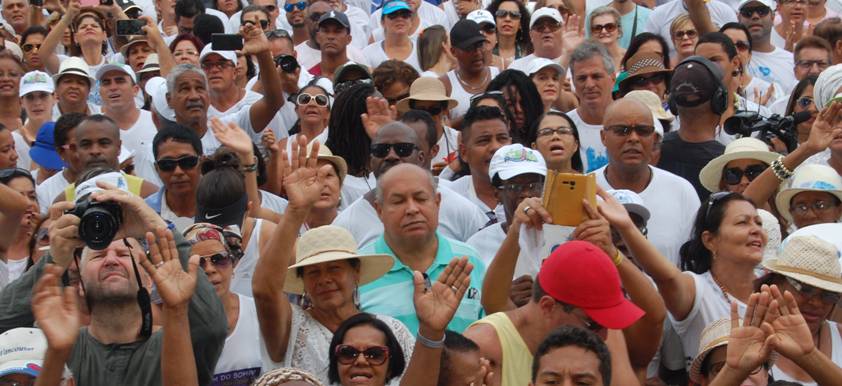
[260,304,416,385]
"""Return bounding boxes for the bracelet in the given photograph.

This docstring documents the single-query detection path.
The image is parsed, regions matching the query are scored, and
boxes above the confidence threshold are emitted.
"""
[612,249,624,267]
[771,156,793,181]
[417,331,445,349]
[241,156,258,173]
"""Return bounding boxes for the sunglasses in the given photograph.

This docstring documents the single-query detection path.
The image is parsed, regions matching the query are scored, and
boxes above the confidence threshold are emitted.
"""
[785,276,841,305]
[199,252,234,270]
[494,9,520,19]
[386,10,412,19]
[409,102,446,116]
[266,29,291,39]
[591,22,617,34]
[532,21,561,33]
[156,155,199,172]
[739,6,770,18]
[733,40,750,51]
[605,125,655,137]
[796,96,814,108]
[22,43,41,52]
[335,345,390,365]
[722,164,766,185]
[704,191,731,224]
[265,4,277,12]
[499,182,543,194]
[479,24,496,34]
[201,61,235,71]
[296,93,329,106]
[370,142,418,158]
[284,1,307,12]
[630,73,666,87]
[674,29,697,40]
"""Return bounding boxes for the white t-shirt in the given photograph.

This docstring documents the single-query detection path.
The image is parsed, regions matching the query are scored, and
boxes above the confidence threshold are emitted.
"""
[466,222,544,279]
[643,0,737,59]
[449,175,503,222]
[260,190,289,215]
[36,171,69,215]
[293,41,368,72]
[5,258,27,282]
[332,185,488,248]
[362,40,422,73]
[159,190,195,233]
[567,109,607,173]
[213,295,263,386]
[118,109,157,156]
[742,76,785,107]
[201,107,259,156]
[132,142,163,188]
[12,131,31,170]
[748,47,796,94]
[594,165,700,266]
[432,126,459,166]
[340,173,376,211]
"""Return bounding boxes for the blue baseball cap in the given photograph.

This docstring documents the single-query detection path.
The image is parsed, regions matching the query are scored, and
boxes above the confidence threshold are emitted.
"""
[28,122,64,171]
[382,0,411,15]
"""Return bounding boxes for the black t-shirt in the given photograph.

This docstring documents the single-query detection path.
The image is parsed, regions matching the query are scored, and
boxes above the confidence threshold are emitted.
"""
[658,131,725,201]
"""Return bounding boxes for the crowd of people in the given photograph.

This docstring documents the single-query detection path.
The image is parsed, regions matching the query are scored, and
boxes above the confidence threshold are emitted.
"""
[0,0,841,384]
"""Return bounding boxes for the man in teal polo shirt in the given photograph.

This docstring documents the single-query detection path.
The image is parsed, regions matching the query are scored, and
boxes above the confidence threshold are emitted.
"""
[359,163,486,334]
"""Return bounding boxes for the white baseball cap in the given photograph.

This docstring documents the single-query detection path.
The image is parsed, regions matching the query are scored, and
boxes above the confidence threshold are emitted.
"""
[774,164,842,224]
[19,71,54,97]
[95,63,137,84]
[527,57,564,77]
[607,189,650,223]
[467,9,495,27]
[737,0,775,11]
[529,7,563,30]
[489,144,547,181]
[0,328,47,378]
[144,76,176,122]
[199,45,237,64]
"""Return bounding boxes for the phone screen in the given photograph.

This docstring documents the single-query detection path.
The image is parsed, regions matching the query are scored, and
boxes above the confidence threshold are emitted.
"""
[211,34,244,51]
[116,20,146,36]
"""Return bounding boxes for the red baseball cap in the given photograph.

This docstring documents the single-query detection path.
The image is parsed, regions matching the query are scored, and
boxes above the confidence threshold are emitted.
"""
[537,240,644,330]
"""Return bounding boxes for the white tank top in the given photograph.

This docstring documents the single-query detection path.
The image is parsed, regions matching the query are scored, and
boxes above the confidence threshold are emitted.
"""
[230,219,263,297]
[212,294,263,386]
[770,321,842,385]
[446,67,500,119]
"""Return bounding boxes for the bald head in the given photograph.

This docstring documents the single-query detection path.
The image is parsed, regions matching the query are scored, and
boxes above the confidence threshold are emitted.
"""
[376,163,436,204]
[603,99,653,128]
[600,98,657,172]
[374,122,423,147]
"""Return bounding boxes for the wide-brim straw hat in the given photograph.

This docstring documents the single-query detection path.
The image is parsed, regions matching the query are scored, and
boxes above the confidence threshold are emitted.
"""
[618,52,673,93]
[689,318,778,383]
[774,164,842,224]
[699,137,778,193]
[623,90,674,122]
[283,225,393,294]
[763,235,842,293]
[396,77,458,113]
[309,140,347,184]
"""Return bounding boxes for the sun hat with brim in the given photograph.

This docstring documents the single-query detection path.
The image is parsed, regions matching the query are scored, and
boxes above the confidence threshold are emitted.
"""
[120,36,150,58]
[0,328,47,378]
[774,164,842,224]
[284,225,393,294]
[52,57,94,86]
[763,235,842,293]
[396,77,458,113]
[526,57,564,77]
[137,54,160,74]
[308,140,347,183]
[699,137,778,193]
[619,52,672,94]
[623,90,674,122]
[689,318,734,383]
[787,223,842,264]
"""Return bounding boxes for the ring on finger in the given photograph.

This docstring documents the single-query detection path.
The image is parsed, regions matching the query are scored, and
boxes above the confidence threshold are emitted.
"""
[450,285,458,293]
[523,206,531,215]
[154,262,165,268]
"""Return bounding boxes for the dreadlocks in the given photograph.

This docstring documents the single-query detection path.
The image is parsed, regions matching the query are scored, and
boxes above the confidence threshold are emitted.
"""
[326,82,377,177]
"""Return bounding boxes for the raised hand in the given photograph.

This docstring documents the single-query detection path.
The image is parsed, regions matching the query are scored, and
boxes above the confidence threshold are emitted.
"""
[361,96,396,139]
[139,228,200,308]
[510,275,533,307]
[561,14,584,55]
[412,257,473,333]
[571,199,615,258]
[32,264,80,352]
[47,201,84,268]
[468,357,493,386]
[513,197,552,230]
[64,0,81,19]
[262,128,279,154]
[210,118,255,159]
[91,180,168,240]
[281,135,328,210]
[766,284,815,359]
[726,290,775,374]
[239,21,270,56]
[804,101,842,154]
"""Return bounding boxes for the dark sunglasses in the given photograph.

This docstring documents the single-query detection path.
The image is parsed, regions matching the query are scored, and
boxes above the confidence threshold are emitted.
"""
[266,29,291,39]
[723,164,767,185]
[409,102,446,116]
[386,10,412,19]
[244,19,269,29]
[674,29,697,40]
[494,9,520,19]
[785,277,841,305]
[22,43,41,52]
[591,23,617,33]
[370,142,418,158]
[156,155,199,172]
[630,73,666,87]
[605,125,655,137]
[296,93,329,106]
[704,191,731,224]
[335,345,390,365]
[733,40,750,51]
[739,6,770,18]
[284,1,307,12]
[199,252,234,270]
[796,96,814,108]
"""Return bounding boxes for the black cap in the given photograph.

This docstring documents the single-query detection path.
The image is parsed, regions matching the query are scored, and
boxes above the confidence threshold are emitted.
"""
[318,10,351,29]
[669,56,722,108]
[450,20,486,51]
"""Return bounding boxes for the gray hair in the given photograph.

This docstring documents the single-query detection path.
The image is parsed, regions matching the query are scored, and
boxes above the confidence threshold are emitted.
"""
[374,165,437,204]
[589,6,621,26]
[166,64,208,94]
[569,41,616,76]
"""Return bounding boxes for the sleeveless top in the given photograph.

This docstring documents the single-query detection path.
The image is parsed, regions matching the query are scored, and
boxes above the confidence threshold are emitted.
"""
[212,294,263,386]
[231,219,263,297]
[770,321,842,386]
[472,312,532,386]
[446,67,501,119]
[63,173,145,201]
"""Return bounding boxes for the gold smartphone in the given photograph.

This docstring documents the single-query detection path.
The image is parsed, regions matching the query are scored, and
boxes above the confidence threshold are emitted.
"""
[541,172,597,227]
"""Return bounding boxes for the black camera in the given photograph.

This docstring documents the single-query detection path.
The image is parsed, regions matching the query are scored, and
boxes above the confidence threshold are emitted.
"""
[275,55,299,73]
[70,194,123,250]
[724,111,812,154]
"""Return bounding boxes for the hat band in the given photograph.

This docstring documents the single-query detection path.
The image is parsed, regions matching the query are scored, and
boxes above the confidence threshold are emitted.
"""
[699,335,729,356]
[299,248,358,262]
[770,264,842,285]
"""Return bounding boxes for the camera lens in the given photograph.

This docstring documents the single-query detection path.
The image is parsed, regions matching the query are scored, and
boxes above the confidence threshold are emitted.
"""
[78,202,122,250]
[279,55,298,73]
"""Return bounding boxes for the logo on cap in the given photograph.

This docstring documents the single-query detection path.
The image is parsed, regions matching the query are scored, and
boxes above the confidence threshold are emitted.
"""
[23,72,49,85]
[503,148,538,163]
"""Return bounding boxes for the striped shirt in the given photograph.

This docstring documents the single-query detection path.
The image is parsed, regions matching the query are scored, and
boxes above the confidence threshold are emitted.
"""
[359,232,487,335]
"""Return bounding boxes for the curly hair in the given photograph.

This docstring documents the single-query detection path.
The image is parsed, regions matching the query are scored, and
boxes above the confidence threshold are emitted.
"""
[372,60,419,96]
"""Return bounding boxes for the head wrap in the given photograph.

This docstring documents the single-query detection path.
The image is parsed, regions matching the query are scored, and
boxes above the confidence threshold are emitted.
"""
[182,222,244,260]
[814,64,842,111]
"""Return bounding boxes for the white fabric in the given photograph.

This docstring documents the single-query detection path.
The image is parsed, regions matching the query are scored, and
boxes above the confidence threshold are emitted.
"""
[208,89,286,150]
[332,185,488,248]
[51,103,101,121]
[0,261,7,293]
[5,258,27,282]
[815,64,842,110]
[201,106,259,156]
[466,222,546,279]
[369,2,449,31]
[748,47,797,94]
[260,304,415,385]
[11,131,31,170]
[370,18,429,43]
[770,321,842,386]
[212,295,263,385]
[231,219,264,297]
[339,173,376,211]
[345,5,372,49]
[118,109,157,156]
[293,41,368,72]
[132,142,162,188]
[445,67,500,119]
[567,109,607,173]
[159,190,195,233]
[36,171,69,215]
[742,76,785,107]
[432,126,459,166]
[260,190,289,215]
[643,0,737,59]
[448,175,504,222]
[362,40,422,73]
[508,54,563,76]
[594,165,700,266]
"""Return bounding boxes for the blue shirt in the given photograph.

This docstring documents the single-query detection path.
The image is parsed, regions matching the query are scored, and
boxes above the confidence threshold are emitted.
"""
[359,232,487,335]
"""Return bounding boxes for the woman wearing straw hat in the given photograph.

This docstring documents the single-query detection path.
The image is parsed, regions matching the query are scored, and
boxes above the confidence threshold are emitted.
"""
[252,138,415,384]
[688,318,771,386]
[700,138,778,196]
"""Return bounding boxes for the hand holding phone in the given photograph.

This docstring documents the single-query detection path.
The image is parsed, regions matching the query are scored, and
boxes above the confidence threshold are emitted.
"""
[541,172,597,227]
[212,33,243,51]
[116,19,146,35]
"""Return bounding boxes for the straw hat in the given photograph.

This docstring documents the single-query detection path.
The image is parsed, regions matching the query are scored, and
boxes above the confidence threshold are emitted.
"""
[618,52,672,94]
[699,138,778,193]
[284,225,394,294]
[758,209,781,263]
[308,140,347,183]
[396,77,458,113]
[623,90,674,122]
[763,235,842,293]
[689,318,732,383]
[774,164,842,224]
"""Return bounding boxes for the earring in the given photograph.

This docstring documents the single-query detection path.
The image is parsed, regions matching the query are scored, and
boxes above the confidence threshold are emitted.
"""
[353,285,360,309]
[300,291,313,310]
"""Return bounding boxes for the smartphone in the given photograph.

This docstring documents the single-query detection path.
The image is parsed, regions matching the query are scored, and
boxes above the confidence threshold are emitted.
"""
[29,0,43,7]
[541,172,597,227]
[212,34,243,51]
[80,0,99,6]
[116,19,146,36]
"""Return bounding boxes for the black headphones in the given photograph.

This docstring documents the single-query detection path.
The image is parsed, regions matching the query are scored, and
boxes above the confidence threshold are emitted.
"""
[668,56,728,116]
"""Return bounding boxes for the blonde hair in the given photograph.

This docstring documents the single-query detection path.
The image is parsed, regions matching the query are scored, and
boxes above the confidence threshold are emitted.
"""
[589,6,621,28]
[251,368,324,386]
[670,14,695,40]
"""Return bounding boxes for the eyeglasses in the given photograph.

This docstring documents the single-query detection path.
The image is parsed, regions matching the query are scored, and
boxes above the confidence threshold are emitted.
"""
[537,126,574,137]
[790,200,838,216]
[733,40,750,52]
[22,43,41,52]
[722,164,767,185]
[591,22,617,34]
[605,125,655,137]
[265,4,277,12]
[199,252,234,270]
[201,61,235,71]
[704,191,731,225]
[785,276,841,305]
[284,1,307,12]
[335,345,390,365]
[386,10,412,19]
[630,73,666,87]
[296,93,329,106]
[739,6,771,18]
[409,102,446,116]
[796,60,829,71]
[674,29,698,40]
[562,303,604,333]
[244,19,270,29]
[494,9,520,19]
[499,182,543,194]
[156,155,199,172]
[532,20,561,33]
[370,142,418,158]
[797,96,814,108]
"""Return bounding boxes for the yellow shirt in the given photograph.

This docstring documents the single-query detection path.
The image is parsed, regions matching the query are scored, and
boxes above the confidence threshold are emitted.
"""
[64,173,145,201]
[471,312,532,386]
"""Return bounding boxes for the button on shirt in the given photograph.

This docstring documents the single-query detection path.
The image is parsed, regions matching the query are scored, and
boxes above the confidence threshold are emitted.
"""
[359,232,487,335]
